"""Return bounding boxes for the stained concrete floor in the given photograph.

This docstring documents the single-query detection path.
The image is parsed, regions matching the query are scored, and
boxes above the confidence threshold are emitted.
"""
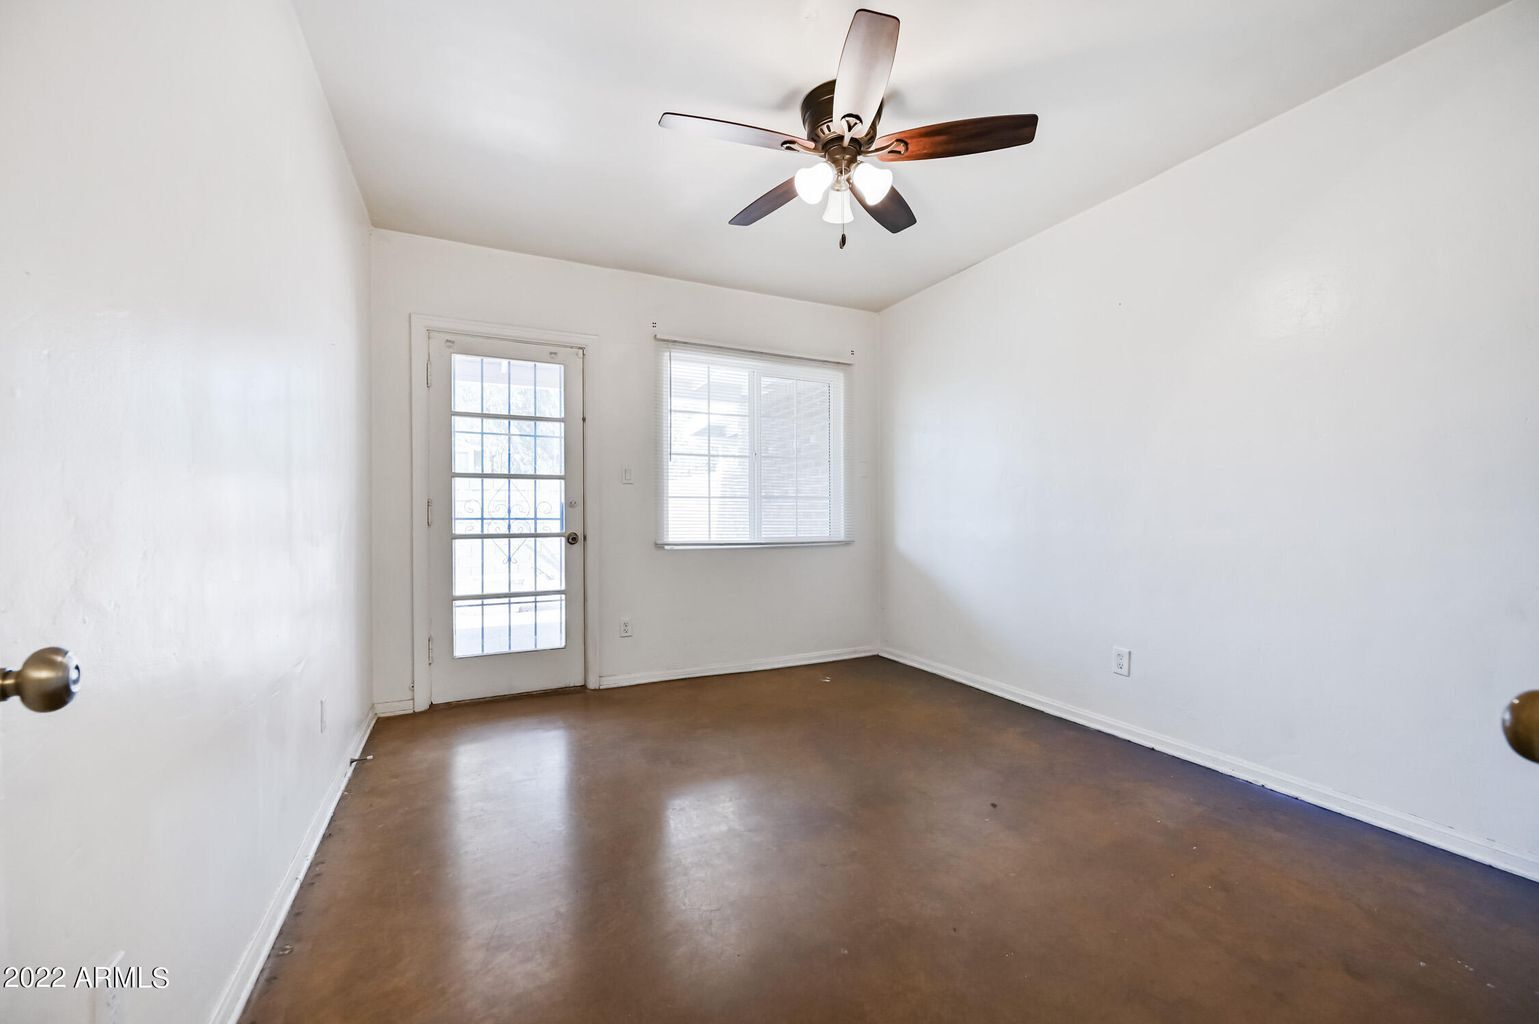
[242,657,1539,1023]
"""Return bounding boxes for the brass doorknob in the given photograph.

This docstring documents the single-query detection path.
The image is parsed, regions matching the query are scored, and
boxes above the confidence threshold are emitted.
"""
[0,647,80,713]
[1502,691,1539,764]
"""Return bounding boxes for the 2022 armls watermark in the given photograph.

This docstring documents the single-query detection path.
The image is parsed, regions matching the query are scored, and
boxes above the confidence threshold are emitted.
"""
[2,964,169,990]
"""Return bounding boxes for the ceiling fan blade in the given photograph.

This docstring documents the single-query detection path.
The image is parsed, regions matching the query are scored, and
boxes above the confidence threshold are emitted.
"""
[659,113,814,154]
[729,177,799,226]
[852,184,916,233]
[872,115,1039,161]
[832,9,900,139]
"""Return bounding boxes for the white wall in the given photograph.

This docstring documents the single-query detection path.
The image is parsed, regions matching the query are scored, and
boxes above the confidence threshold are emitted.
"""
[370,230,880,707]
[0,1,372,1021]
[879,1,1539,874]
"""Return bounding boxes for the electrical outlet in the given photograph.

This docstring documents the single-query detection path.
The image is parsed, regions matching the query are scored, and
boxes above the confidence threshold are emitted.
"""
[1112,647,1131,677]
[619,618,633,639]
[320,698,327,734]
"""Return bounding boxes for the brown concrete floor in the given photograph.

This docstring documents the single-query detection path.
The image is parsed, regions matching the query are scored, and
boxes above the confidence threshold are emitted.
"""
[242,657,1539,1023]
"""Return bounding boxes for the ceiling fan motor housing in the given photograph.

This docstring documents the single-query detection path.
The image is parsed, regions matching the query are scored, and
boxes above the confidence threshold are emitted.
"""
[801,79,882,173]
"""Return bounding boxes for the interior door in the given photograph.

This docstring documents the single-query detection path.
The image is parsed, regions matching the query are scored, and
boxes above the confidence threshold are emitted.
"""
[427,331,584,702]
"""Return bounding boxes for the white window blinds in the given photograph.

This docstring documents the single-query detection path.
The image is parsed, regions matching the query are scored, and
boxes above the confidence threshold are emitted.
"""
[657,340,849,547]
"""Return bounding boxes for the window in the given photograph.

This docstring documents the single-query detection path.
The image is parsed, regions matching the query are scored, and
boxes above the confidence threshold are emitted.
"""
[448,352,568,655]
[657,340,849,547]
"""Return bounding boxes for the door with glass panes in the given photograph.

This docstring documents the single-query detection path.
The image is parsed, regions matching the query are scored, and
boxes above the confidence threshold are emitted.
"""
[427,332,584,702]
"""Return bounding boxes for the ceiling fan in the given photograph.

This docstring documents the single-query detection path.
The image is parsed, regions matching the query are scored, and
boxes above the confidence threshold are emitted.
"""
[658,8,1038,245]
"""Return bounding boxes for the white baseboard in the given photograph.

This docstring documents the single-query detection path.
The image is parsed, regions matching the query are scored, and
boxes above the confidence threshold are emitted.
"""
[211,711,378,1024]
[597,646,879,689]
[880,647,1539,883]
[373,698,414,717]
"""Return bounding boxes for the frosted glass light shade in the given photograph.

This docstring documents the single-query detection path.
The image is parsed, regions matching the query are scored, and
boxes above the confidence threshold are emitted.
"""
[851,162,893,204]
[794,163,835,204]
[822,188,854,224]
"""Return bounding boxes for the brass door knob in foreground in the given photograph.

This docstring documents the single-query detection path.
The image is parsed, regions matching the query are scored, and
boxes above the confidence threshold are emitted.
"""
[1502,691,1539,763]
[0,647,80,713]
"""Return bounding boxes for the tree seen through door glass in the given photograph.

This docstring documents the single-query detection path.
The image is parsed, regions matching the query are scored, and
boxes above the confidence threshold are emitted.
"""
[452,353,563,417]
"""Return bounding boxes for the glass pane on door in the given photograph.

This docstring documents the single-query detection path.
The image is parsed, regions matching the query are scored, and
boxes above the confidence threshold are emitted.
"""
[449,352,568,658]
[453,596,566,657]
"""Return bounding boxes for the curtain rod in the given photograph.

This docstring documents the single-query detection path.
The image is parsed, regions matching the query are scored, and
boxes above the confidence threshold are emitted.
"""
[653,333,855,366]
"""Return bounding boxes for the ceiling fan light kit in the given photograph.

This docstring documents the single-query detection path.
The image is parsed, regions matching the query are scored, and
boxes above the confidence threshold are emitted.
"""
[851,162,893,204]
[658,9,1040,247]
[822,187,855,225]
[795,162,836,204]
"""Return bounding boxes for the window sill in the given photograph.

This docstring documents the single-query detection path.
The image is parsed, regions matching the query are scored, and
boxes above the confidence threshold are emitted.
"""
[658,540,853,551]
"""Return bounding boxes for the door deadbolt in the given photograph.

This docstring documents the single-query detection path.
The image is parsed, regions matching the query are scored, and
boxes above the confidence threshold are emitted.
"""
[566,532,580,546]
[1,647,80,713]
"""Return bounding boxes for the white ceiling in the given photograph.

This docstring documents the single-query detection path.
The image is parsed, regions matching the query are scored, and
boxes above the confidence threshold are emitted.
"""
[292,0,1503,311]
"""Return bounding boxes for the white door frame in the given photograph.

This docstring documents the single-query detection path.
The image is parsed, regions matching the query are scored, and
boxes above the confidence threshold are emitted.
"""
[409,314,599,711]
